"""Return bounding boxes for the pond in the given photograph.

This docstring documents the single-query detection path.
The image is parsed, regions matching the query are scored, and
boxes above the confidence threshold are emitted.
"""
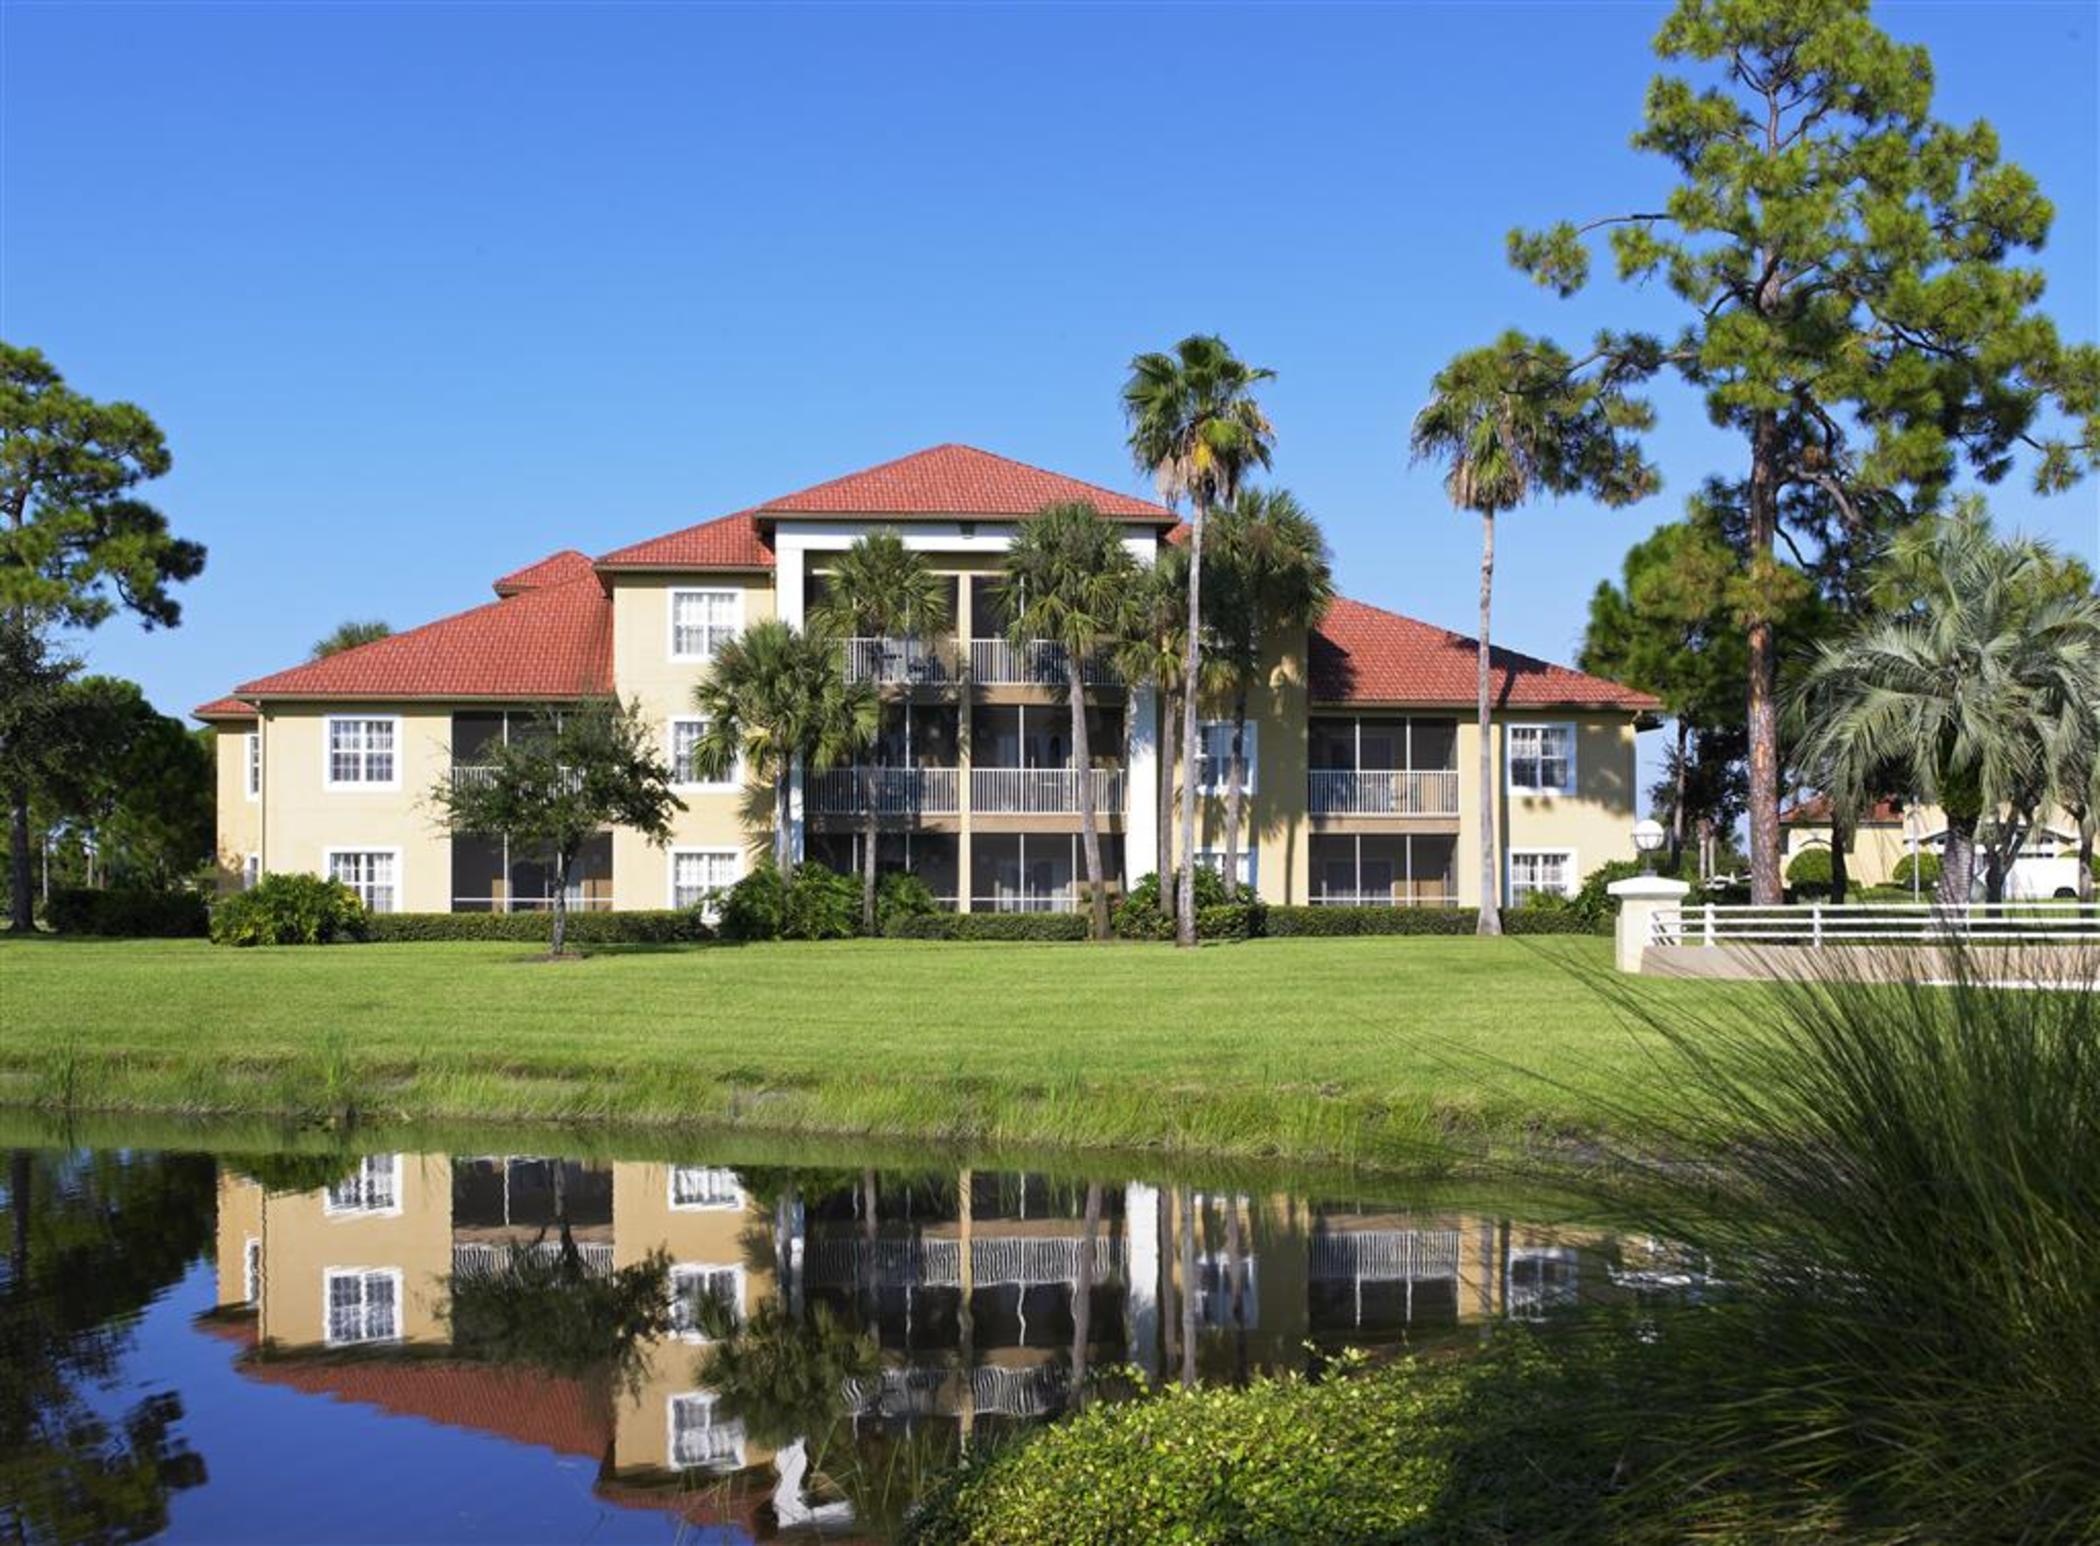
[0,1127,1706,1543]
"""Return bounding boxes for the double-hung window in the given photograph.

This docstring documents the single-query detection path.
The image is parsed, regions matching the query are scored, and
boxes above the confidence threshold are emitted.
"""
[1194,849,1258,890]
[1507,724,1574,795]
[671,850,738,912]
[670,589,740,662]
[326,1154,402,1215]
[245,732,262,799]
[243,1237,263,1306]
[1194,721,1258,795]
[326,716,398,788]
[668,1164,743,1210]
[668,718,733,789]
[668,1392,745,1471]
[1508,850,1576,906]
[325,1267,402,1346]
[669,1264,744,1340]
[328,850,399,914]
[242,854,262,891]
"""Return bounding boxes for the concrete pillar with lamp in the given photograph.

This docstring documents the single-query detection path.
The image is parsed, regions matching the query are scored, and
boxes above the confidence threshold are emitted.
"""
[1608,818,1690,973]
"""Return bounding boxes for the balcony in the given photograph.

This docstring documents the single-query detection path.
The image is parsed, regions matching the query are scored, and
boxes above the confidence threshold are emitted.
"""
[971,767,1124,815]
[968,638,1117,688]
[1308,769,1459,817]
[450,764,584,794]
[806,766,960,817]
[842,636,957,687]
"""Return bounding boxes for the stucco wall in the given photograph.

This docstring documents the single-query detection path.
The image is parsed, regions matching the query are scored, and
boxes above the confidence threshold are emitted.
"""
[211,722,261,894]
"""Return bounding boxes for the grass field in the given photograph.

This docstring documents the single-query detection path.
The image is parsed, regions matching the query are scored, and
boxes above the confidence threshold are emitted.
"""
[0,934,1748,1169]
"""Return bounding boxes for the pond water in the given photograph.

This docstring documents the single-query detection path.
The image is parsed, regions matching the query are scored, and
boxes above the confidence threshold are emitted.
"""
[0,1131,1702,1544]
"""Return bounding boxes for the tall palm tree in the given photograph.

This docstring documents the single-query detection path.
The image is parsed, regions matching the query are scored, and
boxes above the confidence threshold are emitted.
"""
[1206,489,1334,888]
[1791,509,2100,904]
[812,532,952,930]
[1125,335,1276,947]
[1115,547,1191,904]
[1410,333,1656,934]
[1001,501,1140,940]
[691,620,878,878]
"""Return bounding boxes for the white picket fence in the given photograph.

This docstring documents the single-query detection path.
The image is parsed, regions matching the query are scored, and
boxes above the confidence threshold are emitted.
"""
[1654,900,2100,947]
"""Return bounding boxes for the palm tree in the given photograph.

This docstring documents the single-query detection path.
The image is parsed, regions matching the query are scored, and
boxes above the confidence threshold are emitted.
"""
[1001,502,1139,940]
[691,620,878,878]
[1791,509,2100,904]
[1124,335,1276,947]
[1115,547,1191,906]
[812,532,952,930]
[310,619,390,658]
[1410,333,1656,934]
[1206,489,1334,888]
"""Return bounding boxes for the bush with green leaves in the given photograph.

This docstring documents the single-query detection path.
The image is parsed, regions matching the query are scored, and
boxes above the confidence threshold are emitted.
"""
[1113,869,1254,940]
[1263,905,1479,937]
[718,861,860,941]
[885,911,1089,942]
[875,870,941,933]
[1891,851,1942,890]
[209,874,367,946]
[47,887,207,938]
[1784,845,1835,897]
[361,909,710,944]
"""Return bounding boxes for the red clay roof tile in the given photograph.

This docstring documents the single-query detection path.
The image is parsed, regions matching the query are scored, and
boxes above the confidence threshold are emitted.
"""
[492,549,595,596]
[1310,596,1659,712]
[758,443,1170,519]
[595,508,774,570]
[192,695,258,721]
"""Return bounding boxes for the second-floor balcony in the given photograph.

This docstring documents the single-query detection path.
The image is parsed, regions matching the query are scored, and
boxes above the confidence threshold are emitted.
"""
[969,638,1117,688]
[971,766,1124,815]
[807,766,961,817]
[842,636,957,687]
[1308,768,1459,817]
[450,764,585,794]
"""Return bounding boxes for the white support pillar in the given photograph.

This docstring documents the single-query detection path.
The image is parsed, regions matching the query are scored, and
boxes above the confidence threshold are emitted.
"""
[1127,683,1159,887]
[777,542,807,863]
[1607,876,1691,973]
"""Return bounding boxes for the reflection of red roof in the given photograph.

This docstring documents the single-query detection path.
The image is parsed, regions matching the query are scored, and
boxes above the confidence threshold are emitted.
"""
[1310,596,1659,711]
[493,549,595,596]
[233,571,613,701]
[244,1358,612,1460]
[596,509,775,571]
[1781,795,1910,826]
[192,695,258,721]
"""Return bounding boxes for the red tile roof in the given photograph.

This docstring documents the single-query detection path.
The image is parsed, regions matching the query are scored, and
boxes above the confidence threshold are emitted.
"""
[1780,795,1911,826]
[493,548,595,596]
[596,508,774,571]
[1310,596,1659,712]
[233,569,613,701]
[192,695,258,721]
[758,443,1170,520]
[243,1358,611,1462]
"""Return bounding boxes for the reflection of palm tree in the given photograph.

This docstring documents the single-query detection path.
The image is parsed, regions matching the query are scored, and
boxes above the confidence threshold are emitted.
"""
[1068,1181,1103,1406]
[1178,1187,1198,1388]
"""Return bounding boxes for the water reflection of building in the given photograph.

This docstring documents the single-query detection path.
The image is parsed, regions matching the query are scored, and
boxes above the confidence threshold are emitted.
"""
[211,1156,1697,1528]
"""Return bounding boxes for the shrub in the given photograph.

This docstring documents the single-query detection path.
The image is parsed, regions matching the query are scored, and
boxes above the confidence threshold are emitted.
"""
[1784,845,1835,898]
[46,887,208,938]
[875,871,941,933]
[1194,902,1262,941]
[885,911,1089,942]
[361,909,711,944]
[210,874,367,946]
[1263,905,1479,937]
[1501,905,1611,936]
[716,862,788,941]
[1891,850,1942,889]
[719,861,861,941]
[1113,869,1254,941]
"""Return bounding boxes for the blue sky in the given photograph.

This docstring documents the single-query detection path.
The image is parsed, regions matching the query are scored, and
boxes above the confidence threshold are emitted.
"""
[4,0,2096,804]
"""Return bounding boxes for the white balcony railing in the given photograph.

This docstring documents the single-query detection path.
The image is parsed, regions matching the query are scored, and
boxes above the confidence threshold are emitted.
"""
[971,767,1124,815]
[1308,769,1460,816]
[842,637,956,686]
[806,766,961,817]
[450,764,584,794]
[968,638,1117,687]
[805,1235,1123,1289]
[1309,1229,1462,1283]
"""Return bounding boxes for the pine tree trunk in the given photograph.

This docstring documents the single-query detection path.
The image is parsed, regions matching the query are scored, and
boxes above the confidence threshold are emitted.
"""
[1068,658,1109,941]
[1668,718,1689,874]
[1223,681,1249,897]
[8,780,32,932]
[1746,411,1783,907]
[1476,509,1501,936]
[1177,501,1207,949]
[861,765,878,934]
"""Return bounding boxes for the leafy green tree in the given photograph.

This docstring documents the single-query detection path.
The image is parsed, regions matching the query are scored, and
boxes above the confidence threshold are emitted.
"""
[1124,335,1276,947]
[690,621,878,879]
[24,678,213,890]
[812,531,952,931]
[1206,489,1334,888]
[1411,332,1658,934]
[1511,0,2099,904]
[1790,509,2100,903]
[1001,502,1141,940]
[427,697,680,955]
[2,344,203,930]
[310,619,391,658]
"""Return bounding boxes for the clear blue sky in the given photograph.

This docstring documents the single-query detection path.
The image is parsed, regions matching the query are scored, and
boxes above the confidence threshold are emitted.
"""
[5,0,2096,805]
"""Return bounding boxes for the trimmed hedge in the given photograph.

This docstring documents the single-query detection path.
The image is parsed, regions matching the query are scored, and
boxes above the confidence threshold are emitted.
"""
[362,909,712,944]
[1194,902,1263,941]
[1785,845,1835,898]
[884,911,1091,942]
[47,887,208,938]
[1891,851,1942,889]
[211,874,367,946]
[1265,904,1480,936]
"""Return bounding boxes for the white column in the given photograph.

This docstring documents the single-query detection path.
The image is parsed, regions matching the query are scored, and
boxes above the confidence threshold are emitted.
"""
[1124,1181,1161,1382]
[1607,876,1691,973]
[1127,684,1159,885]
[777,540,807,862]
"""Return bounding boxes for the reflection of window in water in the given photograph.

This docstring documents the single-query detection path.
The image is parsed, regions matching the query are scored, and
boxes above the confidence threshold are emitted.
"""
[243,1237,261,1306]
[326,1155,401,1215]
[1507,1246,1581,1319]
[670,1264,743,1339]
[1194,1254,1259,1328]
[325,1267,401,1345]
[668,1392,745,1470]
[668,1165,743,1211]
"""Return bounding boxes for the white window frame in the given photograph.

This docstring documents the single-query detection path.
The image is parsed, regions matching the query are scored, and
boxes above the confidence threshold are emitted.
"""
[243,1235,263,1306]
[1194,720,1258,796]
[323,1266,404,1347]
[244,731,262,800]
[669,848,741,913]
[324,1153,404,1217]
[666,1391,746,1472]
[1507,849,1578,906]
[1506,722,1576,797]
[667,1164,744,1211]
[669,1262,746,1342]
[668,717,738,791]
[668,588,743,664]
[323,714,402,791]
[326,848,403,915]
[242,853,262,891]
[1194,848,1258,890]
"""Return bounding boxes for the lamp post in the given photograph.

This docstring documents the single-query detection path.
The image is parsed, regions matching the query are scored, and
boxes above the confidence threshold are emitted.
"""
[1632,818,1667,877]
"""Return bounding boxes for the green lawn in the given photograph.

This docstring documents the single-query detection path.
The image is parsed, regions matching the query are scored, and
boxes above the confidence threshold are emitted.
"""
[0,935,1748,1169]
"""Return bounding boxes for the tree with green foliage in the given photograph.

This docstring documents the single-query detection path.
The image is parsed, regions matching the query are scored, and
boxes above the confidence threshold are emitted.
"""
[310,619,391,658]
[1511,0,2100,905]
[1206,489,1334,891]
[1001,502,1141,940]
[812,531,952,931]
[690,620,878,880]
[427,697,681,956]
[1124,336,1276,947]
[1411,331,1658,935]
[1790,509,2100,903]
[29,678,213,891]
[2,344,204,931]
